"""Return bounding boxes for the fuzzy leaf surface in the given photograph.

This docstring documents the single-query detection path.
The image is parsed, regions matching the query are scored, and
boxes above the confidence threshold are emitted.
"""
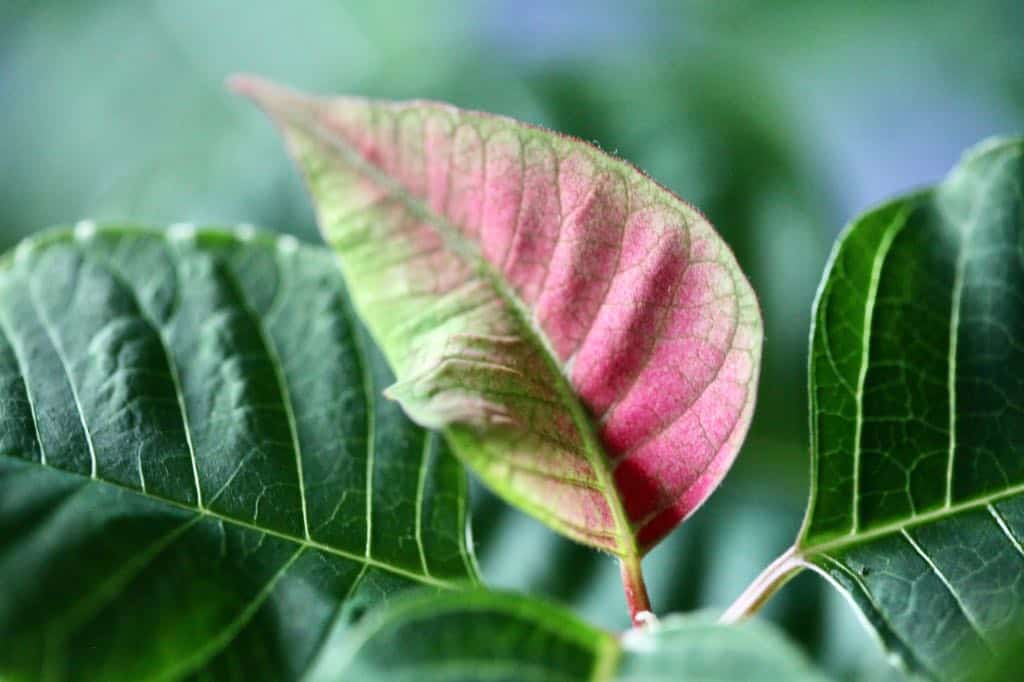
[0,225,476,681]
[235,77,763,557]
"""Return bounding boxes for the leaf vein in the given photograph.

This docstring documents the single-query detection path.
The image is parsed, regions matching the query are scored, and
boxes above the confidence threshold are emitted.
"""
[987,503,1024,560]
[900,528,994,650]
[0,312,47,465]
[851,206,908,533]
[27,281,99,479]
[221,265,311,540]
[0,451,456,589]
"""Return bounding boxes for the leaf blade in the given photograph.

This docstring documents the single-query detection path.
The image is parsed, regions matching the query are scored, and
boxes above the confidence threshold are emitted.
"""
[234,76,764,559]
[0,225,477,680]
[320,590,825,682]
[801,138,1024,677]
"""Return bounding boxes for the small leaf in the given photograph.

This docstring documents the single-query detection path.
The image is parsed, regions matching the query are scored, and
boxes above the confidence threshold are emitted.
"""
[233,77,763,575]
[0,225,477,680]
[317,590,826,681]
[792,138,1024,678]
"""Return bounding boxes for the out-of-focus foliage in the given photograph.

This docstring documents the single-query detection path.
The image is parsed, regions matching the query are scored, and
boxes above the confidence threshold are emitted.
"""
[322,592,827,681]
[2,2,1020,679]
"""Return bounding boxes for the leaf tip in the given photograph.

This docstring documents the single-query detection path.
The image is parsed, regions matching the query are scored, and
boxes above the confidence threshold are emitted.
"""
[227,73,309,119]
[225,73,272,99]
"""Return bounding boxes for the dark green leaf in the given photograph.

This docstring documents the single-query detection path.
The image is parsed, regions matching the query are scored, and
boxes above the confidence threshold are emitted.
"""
[0,224,477,681]
[320,590,826,681]
[798,137,1024,677]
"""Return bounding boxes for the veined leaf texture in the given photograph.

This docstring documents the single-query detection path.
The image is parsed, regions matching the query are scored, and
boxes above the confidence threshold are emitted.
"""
[234,77,763,573]
[0,226,477,680]
[725,138,1024,680]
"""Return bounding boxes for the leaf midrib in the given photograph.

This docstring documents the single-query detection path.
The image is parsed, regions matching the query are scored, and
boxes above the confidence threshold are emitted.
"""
[800,478,1024,557]
[284,99,639,558]
[1,452,460,589]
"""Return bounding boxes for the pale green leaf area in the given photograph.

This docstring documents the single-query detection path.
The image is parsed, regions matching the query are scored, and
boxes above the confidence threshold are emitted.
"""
[322,590,826,682]
[0,225,477,681]
[725,137,1024,680]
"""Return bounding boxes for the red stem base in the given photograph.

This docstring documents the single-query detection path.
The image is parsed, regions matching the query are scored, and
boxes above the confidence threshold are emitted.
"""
[619,556,652,626]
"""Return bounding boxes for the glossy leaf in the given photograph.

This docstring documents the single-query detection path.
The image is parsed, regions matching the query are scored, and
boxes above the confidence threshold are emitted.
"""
[315,590,826,681]
[752,138,1024,679]
[233,76,763,572]
[0,225,477,681]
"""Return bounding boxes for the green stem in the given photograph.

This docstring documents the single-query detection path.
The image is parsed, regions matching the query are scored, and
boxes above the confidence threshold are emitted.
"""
[719,546,805,624]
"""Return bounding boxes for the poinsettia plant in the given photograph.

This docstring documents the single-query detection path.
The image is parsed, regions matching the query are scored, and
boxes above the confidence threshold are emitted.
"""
[0,76,1020,681]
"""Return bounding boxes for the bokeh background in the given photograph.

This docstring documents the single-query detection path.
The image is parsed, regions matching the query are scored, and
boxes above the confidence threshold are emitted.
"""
[3,1,1022,678]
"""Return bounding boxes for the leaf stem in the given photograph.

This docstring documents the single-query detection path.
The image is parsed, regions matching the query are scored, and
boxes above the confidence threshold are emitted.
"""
[619,556,652,626]
[719,546,804,624]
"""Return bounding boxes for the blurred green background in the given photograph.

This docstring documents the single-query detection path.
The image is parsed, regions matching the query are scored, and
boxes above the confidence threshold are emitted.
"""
[2,1,1021,678]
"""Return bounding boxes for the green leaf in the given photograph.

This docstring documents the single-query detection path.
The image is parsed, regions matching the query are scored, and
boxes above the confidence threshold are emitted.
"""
[232,77,763,612]
[0,224,477,681]
[779,137,1024,678]
[316,590,826,681]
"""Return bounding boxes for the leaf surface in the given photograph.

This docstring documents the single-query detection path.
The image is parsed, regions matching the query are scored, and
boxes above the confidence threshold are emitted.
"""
[316,590,825,681]
[797,138,1024,678]
[0,225,476,681]
[233,76,763,563]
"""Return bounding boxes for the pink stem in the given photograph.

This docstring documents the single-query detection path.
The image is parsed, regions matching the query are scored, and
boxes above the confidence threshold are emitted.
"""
[719,546,804,623]
[619,556,652,626]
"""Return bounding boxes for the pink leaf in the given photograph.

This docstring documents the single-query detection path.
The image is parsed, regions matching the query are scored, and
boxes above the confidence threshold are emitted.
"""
[233,75,763,607]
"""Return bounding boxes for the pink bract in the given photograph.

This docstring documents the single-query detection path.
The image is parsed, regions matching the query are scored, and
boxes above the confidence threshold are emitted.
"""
[233,75,762,574]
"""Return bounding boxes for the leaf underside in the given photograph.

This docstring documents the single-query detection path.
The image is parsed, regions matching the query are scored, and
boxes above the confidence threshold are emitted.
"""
[322,590,825,682]
[235,76,763,558]
[800,138,1024,678]
[0,225,476,681]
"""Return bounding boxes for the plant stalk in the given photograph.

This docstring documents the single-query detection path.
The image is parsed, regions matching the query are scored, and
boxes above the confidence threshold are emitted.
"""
[719,546,804,624]
[619,555,652,626]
